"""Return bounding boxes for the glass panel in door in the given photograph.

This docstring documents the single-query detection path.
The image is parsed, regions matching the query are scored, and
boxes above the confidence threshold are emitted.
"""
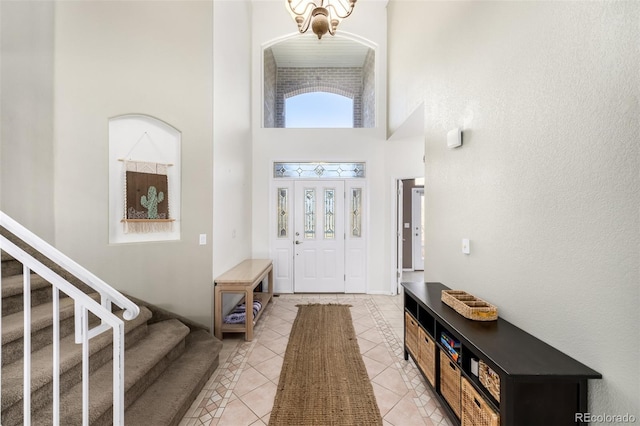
[294,180,345,292]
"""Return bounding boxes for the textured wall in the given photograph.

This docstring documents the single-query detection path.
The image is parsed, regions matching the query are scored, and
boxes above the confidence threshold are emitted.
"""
[389,0,639,418]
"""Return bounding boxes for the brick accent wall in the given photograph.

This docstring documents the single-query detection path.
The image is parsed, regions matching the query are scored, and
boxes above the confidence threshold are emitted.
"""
[263,47,375,128]
[362,49,375,129]
[263,48,277,128]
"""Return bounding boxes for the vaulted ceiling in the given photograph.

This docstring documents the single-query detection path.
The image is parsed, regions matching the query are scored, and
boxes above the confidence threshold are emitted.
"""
[269,34,371,68]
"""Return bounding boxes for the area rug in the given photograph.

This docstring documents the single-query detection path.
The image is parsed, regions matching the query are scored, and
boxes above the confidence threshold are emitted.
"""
[269,304,382,426]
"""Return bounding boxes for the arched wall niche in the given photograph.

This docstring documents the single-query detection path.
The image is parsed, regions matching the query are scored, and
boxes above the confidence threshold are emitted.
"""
[108,114,181,244]
[263,33,376,128]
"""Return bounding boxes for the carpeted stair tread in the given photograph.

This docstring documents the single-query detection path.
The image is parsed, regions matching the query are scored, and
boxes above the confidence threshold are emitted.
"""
[1,273,50,298]
[2,273,57,317]
[124,330,222,426]
[31,319,190,426]
[1,306,153,413]
[1,294,99,344]
[2,228,223,425]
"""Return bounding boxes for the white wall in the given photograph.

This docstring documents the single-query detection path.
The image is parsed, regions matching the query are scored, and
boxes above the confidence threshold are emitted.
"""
[385,104,426,290]
[213,1,254,317]
[250,1,401,294]
[1,1,55,242]
[388,0,639,417]
[54,1,214,326]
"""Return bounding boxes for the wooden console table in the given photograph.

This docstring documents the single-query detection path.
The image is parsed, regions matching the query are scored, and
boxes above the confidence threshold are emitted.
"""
[213,259,273,341]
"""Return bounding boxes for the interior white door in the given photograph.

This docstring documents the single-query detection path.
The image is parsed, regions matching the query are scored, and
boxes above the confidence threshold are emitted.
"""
[412,188,425,271]
[294,180,345,293]
[396,179,404,293]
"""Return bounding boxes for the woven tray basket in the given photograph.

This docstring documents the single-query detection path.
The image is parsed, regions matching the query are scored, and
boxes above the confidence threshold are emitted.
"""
[441,290,498,321]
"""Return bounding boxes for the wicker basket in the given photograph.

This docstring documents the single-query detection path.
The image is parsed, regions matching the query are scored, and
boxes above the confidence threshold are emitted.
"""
[440,350,461,418]
[417,327,436,387]
[441,290,498,321]
[461,378,500,426]
[479,360,501,401]
[405,312,419,357]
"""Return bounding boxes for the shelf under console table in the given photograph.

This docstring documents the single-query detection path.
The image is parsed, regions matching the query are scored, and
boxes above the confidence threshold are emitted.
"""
[402,281,601,426]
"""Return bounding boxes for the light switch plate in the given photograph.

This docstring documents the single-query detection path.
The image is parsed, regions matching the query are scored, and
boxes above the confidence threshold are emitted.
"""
[199,234,207,245]
[462,238,470,254]
[447,127,463,149]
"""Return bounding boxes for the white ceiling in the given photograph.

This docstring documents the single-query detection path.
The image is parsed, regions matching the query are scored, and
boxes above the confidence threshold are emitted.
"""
[269,34,371,68]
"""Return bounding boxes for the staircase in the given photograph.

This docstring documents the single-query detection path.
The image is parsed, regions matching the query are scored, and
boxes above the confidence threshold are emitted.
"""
[1,227,222,425]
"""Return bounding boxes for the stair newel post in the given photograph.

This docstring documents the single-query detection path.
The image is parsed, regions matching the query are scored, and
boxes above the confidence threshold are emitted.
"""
[0,261,2,422]
[113,321,125,425]
[81,305,90,426]
[23,264,32,425]
[52,286,60,426]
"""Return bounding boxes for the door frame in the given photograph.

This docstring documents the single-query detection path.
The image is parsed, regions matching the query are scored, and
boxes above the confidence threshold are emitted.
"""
[270,162,368,294]
[392,176,424,294]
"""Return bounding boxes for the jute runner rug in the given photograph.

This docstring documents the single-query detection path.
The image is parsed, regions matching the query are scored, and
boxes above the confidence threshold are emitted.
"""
[269,304,382,426]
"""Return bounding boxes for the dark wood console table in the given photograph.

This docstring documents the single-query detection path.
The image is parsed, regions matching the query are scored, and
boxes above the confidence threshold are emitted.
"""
[402,281,601,426]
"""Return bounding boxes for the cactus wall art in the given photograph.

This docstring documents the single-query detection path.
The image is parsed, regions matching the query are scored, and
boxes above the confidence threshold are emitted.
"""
[140,185,165,219]
[123,160,173,233]
[109,114,181,243]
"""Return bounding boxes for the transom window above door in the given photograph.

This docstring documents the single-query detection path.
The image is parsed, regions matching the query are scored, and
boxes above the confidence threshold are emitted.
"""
[273,162,366,179]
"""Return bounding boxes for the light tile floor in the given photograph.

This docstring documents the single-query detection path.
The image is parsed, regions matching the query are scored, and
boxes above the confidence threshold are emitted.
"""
[180,274,451,426]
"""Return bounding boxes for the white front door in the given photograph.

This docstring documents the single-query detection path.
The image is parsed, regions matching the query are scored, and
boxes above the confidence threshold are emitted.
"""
[294,180,345,293]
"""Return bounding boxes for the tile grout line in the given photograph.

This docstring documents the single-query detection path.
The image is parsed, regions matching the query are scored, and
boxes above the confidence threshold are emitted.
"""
[182,294,449,426]
[212,299,279,419]
[365,297,446,424]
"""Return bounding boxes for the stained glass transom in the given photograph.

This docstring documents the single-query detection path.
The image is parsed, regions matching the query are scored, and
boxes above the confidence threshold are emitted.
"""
[274,162,365,179]
[351,188,362,238]
[277,188,288,238]
[324,189,335,239]
[304,189,316,239]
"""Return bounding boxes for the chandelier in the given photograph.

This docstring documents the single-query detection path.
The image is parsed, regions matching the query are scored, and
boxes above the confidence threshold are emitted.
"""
[286,0,357,39]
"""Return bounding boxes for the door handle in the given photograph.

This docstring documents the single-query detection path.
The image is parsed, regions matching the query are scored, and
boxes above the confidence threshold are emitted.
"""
[295,240,303,245]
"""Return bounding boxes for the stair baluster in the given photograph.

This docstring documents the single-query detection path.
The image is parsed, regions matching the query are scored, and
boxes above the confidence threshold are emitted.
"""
[1,211,222,425]
[0,212,132,425]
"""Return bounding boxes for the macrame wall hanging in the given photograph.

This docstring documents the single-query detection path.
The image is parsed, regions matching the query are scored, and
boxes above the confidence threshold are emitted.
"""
[119,132,175,234]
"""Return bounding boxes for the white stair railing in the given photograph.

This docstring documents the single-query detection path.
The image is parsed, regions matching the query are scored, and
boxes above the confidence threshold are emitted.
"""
[0,211,140,425]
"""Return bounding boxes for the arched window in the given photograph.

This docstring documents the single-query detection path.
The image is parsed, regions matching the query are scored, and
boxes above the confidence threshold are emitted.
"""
[263,35,375,129]
[285,92,354,128]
